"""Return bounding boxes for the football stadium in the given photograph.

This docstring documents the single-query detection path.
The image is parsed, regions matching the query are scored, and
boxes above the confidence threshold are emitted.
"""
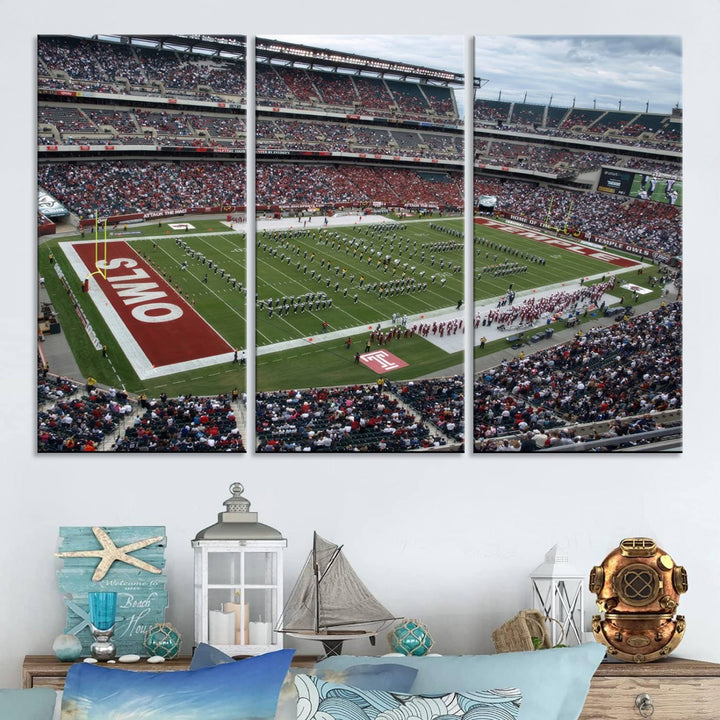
[36,35,681,453]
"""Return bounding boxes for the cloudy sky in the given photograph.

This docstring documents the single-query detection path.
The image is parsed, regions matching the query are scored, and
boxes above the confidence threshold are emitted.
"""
[268,34,681,116]
[474,36,681,114]
[267,35,465,77]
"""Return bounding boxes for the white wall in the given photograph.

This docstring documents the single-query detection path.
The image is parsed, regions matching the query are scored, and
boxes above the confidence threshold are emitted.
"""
[3,0,720,692]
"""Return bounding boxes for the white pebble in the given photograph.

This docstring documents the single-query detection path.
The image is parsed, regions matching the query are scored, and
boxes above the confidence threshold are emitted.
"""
[83,658,98,664]
[118,654,141,663]
[107,660,116,664]
[146,656,166,664]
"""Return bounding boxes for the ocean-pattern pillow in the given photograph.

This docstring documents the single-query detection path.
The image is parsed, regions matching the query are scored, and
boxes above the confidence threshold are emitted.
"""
[316,643,605,720]
[61,648,294,720]
[294,674,522,720]
[277,665,418,720]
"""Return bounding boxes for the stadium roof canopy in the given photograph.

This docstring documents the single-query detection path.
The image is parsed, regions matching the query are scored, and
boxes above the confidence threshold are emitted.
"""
[256,36,479,87]
[88,34,486,87]
[91,34,247,60]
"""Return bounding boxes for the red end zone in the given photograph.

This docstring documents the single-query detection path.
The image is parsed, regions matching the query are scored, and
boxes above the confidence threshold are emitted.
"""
[474,217,638,268]
[72,241,232,369]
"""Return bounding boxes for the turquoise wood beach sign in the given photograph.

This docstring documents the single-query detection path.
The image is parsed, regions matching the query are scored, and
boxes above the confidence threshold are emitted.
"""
[56,526,168,657]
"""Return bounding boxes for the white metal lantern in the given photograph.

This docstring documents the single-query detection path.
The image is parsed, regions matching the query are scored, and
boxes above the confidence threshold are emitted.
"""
[193,483,286,656]
[530,545,585,647]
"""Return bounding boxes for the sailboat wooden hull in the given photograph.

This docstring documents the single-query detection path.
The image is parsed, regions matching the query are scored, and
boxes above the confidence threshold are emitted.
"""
[285,629,379,657]
[285,629,379,642]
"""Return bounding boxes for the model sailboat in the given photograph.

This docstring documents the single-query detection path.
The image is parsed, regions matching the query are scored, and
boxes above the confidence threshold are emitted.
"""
[276,532,399,656]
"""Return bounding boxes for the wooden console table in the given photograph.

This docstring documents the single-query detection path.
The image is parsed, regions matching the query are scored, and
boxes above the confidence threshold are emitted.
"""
[23,654,720,717]
[22,654,318,690]
[579,657,720,719]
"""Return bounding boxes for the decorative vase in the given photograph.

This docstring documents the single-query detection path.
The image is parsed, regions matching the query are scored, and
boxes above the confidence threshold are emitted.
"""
[88,592,117,661]
[52,633,83,662]
[143,622,182,659]
[388,619,434,656]
[88,592,117,630]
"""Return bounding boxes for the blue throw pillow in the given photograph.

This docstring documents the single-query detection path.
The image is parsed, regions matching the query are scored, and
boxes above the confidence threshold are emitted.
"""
[316,643,606,720]
[189,641,235,669]
[189,641,418,720]
[61,648,294,720]
[294,673,522,720]
[0,688,57,720]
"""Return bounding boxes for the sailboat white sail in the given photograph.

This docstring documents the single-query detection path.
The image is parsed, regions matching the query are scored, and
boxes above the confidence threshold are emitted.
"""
[277,532,399,655]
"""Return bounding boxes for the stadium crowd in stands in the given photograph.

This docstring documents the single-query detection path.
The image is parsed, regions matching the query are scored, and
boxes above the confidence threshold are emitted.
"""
[474,302,682,450]
[37,374,134,452]
[42,100,682,179]
[256,379,463,452]
[37,369,246,452]
[475,178,681,256]
[38,36,457,122]
[111,393,245,452]
[394,376,464,441]
[36,157,679,256]
[37,160,247,219]
[38,36,245,101]
[37,160,454,219]
[474,98,681,151]
[39,98,682,180]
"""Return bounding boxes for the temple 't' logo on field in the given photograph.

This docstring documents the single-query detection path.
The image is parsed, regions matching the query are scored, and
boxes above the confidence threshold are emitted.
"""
[360,350,408,373]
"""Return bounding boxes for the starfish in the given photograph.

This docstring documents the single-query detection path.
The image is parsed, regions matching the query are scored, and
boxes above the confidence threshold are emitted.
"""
[64,597,92,635]
[56,527,164,582]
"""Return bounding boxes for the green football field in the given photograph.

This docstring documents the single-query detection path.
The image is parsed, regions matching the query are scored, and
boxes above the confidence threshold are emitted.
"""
[39,215,659,396]
[254,216,653,391]
[254,214,630,350]
[255,218,465,346]
[472,224,615,296]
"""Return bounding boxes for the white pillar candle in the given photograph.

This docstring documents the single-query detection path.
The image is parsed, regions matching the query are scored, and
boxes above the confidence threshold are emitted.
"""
[209,610,235,645]
[222,602,249,644]
[249,621,272,646]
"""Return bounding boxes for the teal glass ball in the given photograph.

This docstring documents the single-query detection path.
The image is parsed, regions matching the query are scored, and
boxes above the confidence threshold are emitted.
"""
[388,620,434,656]
[142,623,182,659]
[52,633,83,662]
